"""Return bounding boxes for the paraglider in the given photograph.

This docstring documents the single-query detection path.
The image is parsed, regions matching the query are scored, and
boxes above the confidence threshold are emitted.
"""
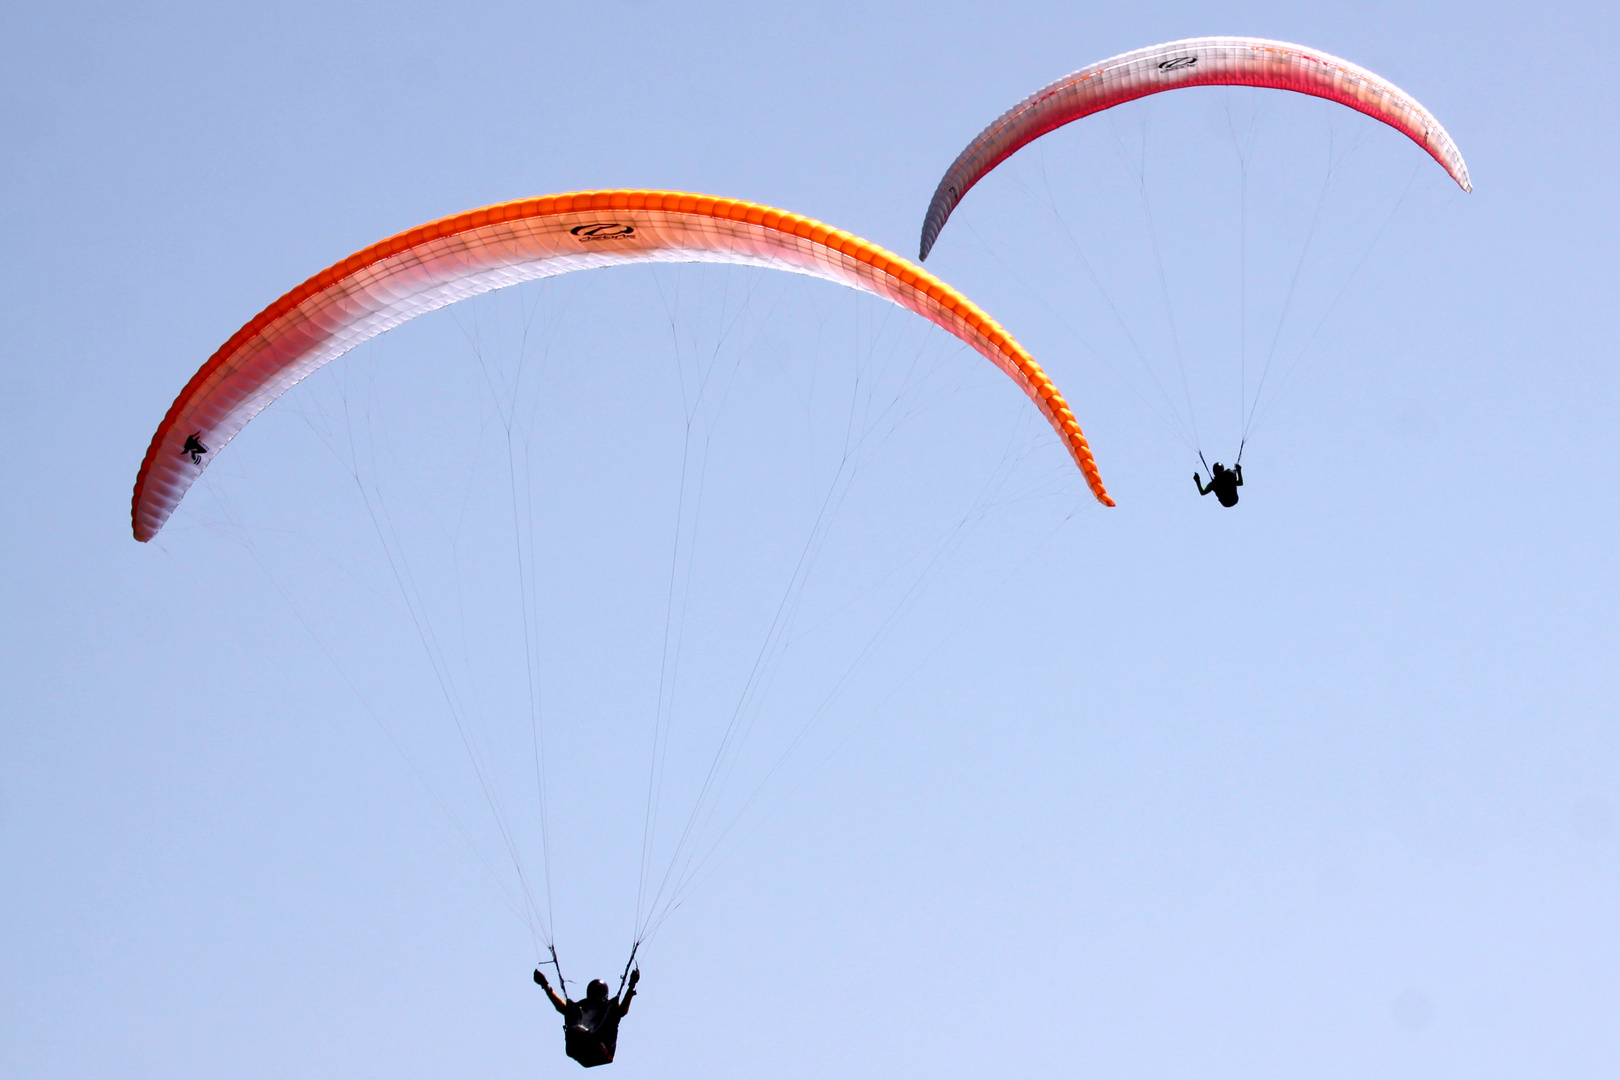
[129,191,1116,1060]
[1195,462,1243,507]
[916,38,1471,497]
[535,967,640,1068]
[131,188,1113,544]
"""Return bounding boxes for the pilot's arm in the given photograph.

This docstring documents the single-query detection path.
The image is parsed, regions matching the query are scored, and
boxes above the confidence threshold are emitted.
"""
[534,969,569,1014]
[617,969,640,1017]
[1194,472,1212,496]
[1234,464,1243,486]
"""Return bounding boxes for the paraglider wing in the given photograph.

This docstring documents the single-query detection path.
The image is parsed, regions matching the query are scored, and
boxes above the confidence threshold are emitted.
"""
[132,190,1113,541]
[919,37,1472,260]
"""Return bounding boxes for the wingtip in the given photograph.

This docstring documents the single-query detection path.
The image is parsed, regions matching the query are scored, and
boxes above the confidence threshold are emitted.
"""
[919,213,942,262]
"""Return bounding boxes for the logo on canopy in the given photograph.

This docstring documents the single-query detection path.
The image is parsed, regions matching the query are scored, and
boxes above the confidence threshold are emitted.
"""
[571,223,637,242]
[1158,56,1198,71]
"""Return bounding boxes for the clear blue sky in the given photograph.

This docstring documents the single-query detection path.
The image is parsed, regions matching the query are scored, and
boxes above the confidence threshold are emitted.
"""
[5,1,1619,1077]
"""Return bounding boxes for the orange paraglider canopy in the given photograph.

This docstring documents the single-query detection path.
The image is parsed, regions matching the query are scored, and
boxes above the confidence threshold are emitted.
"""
[133,190,1112,541]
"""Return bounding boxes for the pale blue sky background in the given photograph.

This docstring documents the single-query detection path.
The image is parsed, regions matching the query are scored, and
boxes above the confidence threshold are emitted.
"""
[5,2,1620,1078]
